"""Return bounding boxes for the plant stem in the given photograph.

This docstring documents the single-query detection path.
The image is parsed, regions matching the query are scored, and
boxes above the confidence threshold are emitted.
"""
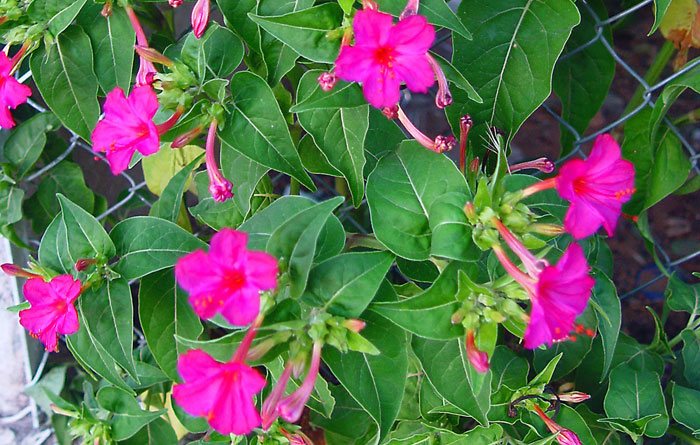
[623,40,675,116]
[672,108,700,126]
[289,178,300,195]
[668,425,700,445]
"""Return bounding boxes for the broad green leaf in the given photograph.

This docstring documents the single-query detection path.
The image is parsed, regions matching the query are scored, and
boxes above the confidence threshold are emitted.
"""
[297,70,368,206]
[266,196,344,298]
[57,194,115,265]
[364,108,406,175]
[142,144,204,196]
[249,3,344,63]
[78,278,137,380]
[220,71,314,189]
[188,171,245,230]
[66,311,132,393]
[681,330,700,389]
[290,79,366,113]
[77,3,135,94]
[110,216,207,280]
[47,0,88,37]
[366,141,467,260]
[670,383,700,436]
[119,417,178,445]
[395,258,439,283]
[30,26,100,140]
[610,333,664,376]
[371,262,472,339]
[450,0,579,140]
[529,353,562,387]
[428,192,479,261]
[651,0,674,34]
[298,134,342,176]
[412,336,491,425]
[555,405,597,445]
[302,251,395,317]
[665,273,700,317]
[430,52,482,103]
[97,387,164,441]
[24,161,94,234]
[379,0,472,40]
[221,125,270,217]
[181,23,244,81]
[24,366,68,415]
[604,364,669,438]
[576,405,622,445]
[591,271,621,379]
[4,112,60,178]
[646,129,691,209]
[216,0,261,52]
[139,269,204,380]
[324,311,409,443]
[553,0,615,154]
[597,416,661,442]
[0,184,23,226]
[150,155,203,223]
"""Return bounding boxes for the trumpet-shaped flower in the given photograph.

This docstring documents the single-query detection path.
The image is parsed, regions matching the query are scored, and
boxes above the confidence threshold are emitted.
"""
[0,51,31,129]
[175,229,278,326]
[465,330,489,373]
[334,9,435,108]
[18,275,82,352]
[533,405,582,445]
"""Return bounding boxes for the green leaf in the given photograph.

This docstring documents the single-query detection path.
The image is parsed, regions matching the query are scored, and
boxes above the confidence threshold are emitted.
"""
[57,193,115,265]
[324,311,409,443]
[379,0,473,40]
[604,364,669,438]
[430,52,482,103]
[297,70,368,206]
[249,3,344,63]
[681,330,700,389]
[364,108,406,175]
[665,273,700,317]
[266,196,344,298]
[366,141,468,261]
[302,251,395,317]
[188,171,245,230]
[529,353,562,387]
[0,184,23,226]
[139,269,204,380]
[24,161,94,234]
[553,0,615,154]
[78,278,137,380]
[670,383,700,436]
[119,417,178,445]
[298,134,342,176]
[220,131,270,218]
[610,333,664,376]
[290,79,366,113]
[216,0,261,52]
[428,192,479,261]
[30,26,100,140]
[142,144,204,197]
[24,366,68,415]
[651,0,674,34]
[372,262,472,339]
[449,0,580,140]
[66,311,133,393]
[77,3,135,94]
[48,0,88,37]
[150,155,203,223]
[220,71,314,189]
[97,387,164,441]
[181,23,244,81]
[597,416,660,442]
[4,112,60,178]
[110,216,207,280]
[412,336,491,425]
[591,272,621,379]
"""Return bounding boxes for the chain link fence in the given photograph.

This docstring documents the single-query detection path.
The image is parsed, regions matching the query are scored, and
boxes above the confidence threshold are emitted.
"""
[5,0,700,440]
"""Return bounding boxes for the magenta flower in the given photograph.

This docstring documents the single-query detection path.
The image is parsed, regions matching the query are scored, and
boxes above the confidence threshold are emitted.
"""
[0,51,32,129]
[18,275,82,352]
[523,134,635,239]
[173,349,266,435]
[91,86,161,175]
[492,220,594,349]
[465,330,489,373]
[204,120,233,202]
[334,9,435,108]
[191,0,211,39]
[175,229,278,326]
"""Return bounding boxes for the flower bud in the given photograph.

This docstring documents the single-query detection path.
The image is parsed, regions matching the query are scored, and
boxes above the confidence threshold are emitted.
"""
[343,318,366,333]
[1,263,40,279]
[169,0,183,7]
[101,1,112,17]
[74,258,97,272]
[191,0,211,39]
[382,105,398,120]
[557,391,591,404]
[465,330,489,373]
[317,71,338,92]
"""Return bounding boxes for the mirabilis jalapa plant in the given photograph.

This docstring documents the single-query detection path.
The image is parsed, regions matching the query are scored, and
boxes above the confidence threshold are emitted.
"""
[2,0,700,444]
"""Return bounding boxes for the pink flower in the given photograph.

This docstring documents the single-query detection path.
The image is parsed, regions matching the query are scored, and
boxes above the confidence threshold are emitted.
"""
[18,275,81,352]
[492,220,594,349]
[533,405,582,445]
[465,330,489,373]
[0,51,31,129]
[204,120,233,202]
[522,134,635,239]
[91,86,160,175]
[175,229,278,326]
[172,349,266,435]
[334,9,435,108]
[191,0,211,39]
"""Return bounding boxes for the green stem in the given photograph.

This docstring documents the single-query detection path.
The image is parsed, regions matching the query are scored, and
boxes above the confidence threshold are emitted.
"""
[345,233,387,251]
[623,40,675,116]
[668,320,700,348]
[672,108,700,126]
[289,178,300,195]
[668,425,700,445]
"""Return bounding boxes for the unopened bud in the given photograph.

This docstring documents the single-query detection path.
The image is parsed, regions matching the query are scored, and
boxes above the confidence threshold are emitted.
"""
[317,71,337,92]
[169,0,183,7]
[134,45,174,67]
[469,157,480,173]
[465,330,489,373]
[464,202,476,221]
[510,157,555,174]
[1,263,40,279]
[382,105,398,120]
[530,223,565,237]
[172,126,204,148]
[74,258,97,272]
[451,309,465,325]
[101,1,112,17]
[246,338,277,362]
[557,391,591,404]
[343,319,366,333]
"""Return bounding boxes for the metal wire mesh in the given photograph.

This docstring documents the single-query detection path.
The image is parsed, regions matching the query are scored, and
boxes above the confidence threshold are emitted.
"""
[10,0,700,330]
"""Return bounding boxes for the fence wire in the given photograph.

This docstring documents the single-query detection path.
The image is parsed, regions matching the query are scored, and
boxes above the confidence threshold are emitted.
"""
[8,0,700,413]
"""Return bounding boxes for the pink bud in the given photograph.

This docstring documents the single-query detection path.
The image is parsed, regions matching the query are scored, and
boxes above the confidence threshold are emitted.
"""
[556,429,582,445]
[134,45,174,67]
[172,126,204,149]
[169,0,183,7]
[465,330,489,373]
[101,1,112,17]
[205,120,233,203]
[510,157,555,174]
[1,263,40,279]
[557,391,591,404]
[343,319,366,333]
[74,259,97,272]
[317,72,338,92]
[463,202,476,220]
[191,0,211,39]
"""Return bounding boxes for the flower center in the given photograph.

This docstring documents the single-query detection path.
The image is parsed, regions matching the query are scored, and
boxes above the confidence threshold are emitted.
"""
[222,269,246,293]
[53,300,67,313]
[374,45,395,67]
[572,177,588,195]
